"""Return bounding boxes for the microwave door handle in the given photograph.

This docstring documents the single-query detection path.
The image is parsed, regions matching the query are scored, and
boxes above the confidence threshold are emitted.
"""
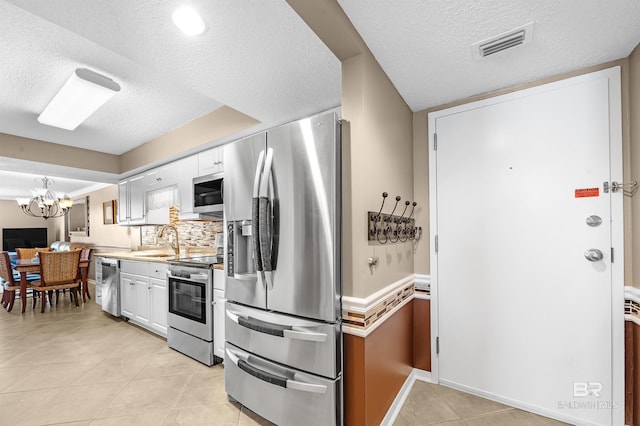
[252,150,265,273]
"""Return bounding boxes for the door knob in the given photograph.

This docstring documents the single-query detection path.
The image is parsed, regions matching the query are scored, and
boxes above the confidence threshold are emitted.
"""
[584,249,604,262]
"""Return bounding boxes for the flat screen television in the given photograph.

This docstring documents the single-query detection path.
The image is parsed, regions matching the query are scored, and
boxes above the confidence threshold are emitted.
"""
[2,228,48,252]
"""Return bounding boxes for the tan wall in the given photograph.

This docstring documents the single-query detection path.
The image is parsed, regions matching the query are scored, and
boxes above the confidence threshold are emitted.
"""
[630,45,640,288]
[288,0,415,299]
[0,107,259,179]
[0,200,60,246]
[413,58,635,285]
[342,52,415,298]
[119,106,260,174]
[0,133,120,174]
[66,185,140,250]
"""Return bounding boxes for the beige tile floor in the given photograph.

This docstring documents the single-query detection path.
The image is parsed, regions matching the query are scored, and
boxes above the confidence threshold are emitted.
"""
[395,381,570,426]
[0,288,569,426]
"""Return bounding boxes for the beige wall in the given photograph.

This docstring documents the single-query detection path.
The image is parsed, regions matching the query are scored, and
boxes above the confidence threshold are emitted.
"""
[289,0,415,299]
[119,106,260,174]
[631,44,640,288]
[66,185,140,250]
[0,200,60,246]
[342,53,415,298]
[0,107,259,178]
[412,58,636,286]
[0,133,120,174]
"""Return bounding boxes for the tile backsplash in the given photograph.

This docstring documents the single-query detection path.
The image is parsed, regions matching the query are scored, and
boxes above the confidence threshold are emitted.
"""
[141,221,223,248]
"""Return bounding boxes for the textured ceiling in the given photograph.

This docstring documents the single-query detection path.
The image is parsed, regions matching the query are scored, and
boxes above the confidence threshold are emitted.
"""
[337,0,640,111]
[0,0,340,154]
[0,0,341,198]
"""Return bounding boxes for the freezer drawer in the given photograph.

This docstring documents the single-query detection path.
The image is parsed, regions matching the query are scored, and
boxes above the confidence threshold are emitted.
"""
[225,343,341,426]
[225,303,341,379]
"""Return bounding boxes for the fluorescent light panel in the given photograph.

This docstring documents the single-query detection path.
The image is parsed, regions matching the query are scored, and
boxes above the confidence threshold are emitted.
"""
[172,6,206,36]
[37,68,121,131]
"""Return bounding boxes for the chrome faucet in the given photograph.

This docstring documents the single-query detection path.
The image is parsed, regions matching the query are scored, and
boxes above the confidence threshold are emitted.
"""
[158,224,180,257]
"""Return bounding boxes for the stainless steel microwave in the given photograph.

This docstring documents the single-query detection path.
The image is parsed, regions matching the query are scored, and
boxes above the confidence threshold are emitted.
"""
[193,173,223,214]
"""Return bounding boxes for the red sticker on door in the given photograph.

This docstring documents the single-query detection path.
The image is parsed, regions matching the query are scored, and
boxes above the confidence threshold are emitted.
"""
[575,188,600,198]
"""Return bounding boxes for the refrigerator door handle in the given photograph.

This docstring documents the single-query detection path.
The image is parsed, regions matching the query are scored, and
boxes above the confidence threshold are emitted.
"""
[227,308,328,342]
[283,329,328,343]
[252,150,266,273]
[226,348,328,394]
[258,148,274,274]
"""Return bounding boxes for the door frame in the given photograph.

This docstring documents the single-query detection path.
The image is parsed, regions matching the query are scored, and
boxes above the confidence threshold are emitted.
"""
[427,67,624,425]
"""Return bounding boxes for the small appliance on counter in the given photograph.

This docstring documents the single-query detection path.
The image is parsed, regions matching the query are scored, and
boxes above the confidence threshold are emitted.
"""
[166,256,224,366]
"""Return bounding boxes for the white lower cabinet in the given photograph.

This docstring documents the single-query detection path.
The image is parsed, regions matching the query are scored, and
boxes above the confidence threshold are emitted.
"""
[133,276,151,328]
[120,260,168,338]
[213,289,225,359]
[120,273,136,319]
[150,277,168,336]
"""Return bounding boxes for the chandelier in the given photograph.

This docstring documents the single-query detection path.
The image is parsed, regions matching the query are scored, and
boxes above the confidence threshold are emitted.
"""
[16,177,73,220]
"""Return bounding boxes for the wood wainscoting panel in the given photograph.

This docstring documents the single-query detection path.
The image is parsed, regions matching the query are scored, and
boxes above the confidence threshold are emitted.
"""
[413,298,431,371]
[626,320,640,426]
[344,333,366,426]
[344,301,414,426]
[635,323,640,426]
[626,321,634,425]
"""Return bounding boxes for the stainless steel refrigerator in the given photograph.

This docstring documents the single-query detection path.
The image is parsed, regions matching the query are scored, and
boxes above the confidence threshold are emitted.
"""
[224,111,342,426]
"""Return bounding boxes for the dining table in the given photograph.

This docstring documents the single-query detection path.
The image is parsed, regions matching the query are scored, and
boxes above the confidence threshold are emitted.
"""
[12,258,91,313]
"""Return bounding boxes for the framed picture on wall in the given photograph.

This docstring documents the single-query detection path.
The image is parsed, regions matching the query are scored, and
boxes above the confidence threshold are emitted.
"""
[103,200,116,225]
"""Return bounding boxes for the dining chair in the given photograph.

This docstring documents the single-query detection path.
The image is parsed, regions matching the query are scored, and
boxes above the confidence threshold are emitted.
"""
[32,250,81,313]
[59,247,93,304]
[0,251,35,312]
[16,247,51,260]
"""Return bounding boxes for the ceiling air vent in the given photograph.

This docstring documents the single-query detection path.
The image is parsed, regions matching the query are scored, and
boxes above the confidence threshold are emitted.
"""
[471,22,534,60]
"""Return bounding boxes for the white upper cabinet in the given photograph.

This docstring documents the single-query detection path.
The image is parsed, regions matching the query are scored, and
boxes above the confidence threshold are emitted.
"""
[118,174,146,225]
[198,147,224,176]
[145,163,178,190]
[177,155,199,220]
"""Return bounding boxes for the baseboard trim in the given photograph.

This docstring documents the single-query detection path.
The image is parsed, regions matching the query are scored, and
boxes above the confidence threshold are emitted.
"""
[380,369,432,426]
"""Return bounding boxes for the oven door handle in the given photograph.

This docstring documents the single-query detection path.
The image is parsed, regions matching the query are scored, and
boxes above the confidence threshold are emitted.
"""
[226,348,327,394]
[189,273,210,281]
[168,272,209,284]
[226,309,328,342]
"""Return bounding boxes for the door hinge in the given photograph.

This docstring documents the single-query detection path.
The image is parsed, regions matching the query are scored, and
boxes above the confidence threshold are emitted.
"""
[611,247,614,263]
[434,133,438,151]
[435,235,438,253]
[436,336,440,355]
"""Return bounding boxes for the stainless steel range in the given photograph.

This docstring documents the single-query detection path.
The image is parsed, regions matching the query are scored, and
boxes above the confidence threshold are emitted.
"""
[167,256,223,366]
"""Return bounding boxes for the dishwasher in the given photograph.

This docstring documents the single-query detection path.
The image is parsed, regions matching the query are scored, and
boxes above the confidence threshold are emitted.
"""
[99,258,120,316]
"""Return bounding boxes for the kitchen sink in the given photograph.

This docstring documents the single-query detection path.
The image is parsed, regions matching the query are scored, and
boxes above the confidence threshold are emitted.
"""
[132,252,175,258]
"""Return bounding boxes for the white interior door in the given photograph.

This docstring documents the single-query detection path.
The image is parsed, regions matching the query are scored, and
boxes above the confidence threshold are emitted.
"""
[428,68,624,426]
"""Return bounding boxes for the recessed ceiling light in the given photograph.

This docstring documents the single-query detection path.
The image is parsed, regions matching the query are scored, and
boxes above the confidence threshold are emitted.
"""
[172,6,206,36]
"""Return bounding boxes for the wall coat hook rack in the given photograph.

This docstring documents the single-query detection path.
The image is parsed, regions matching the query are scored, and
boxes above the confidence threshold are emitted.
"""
[368,192,421,244]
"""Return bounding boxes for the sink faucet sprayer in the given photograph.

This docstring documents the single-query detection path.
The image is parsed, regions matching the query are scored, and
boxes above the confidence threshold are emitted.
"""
[158,224,180,257]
